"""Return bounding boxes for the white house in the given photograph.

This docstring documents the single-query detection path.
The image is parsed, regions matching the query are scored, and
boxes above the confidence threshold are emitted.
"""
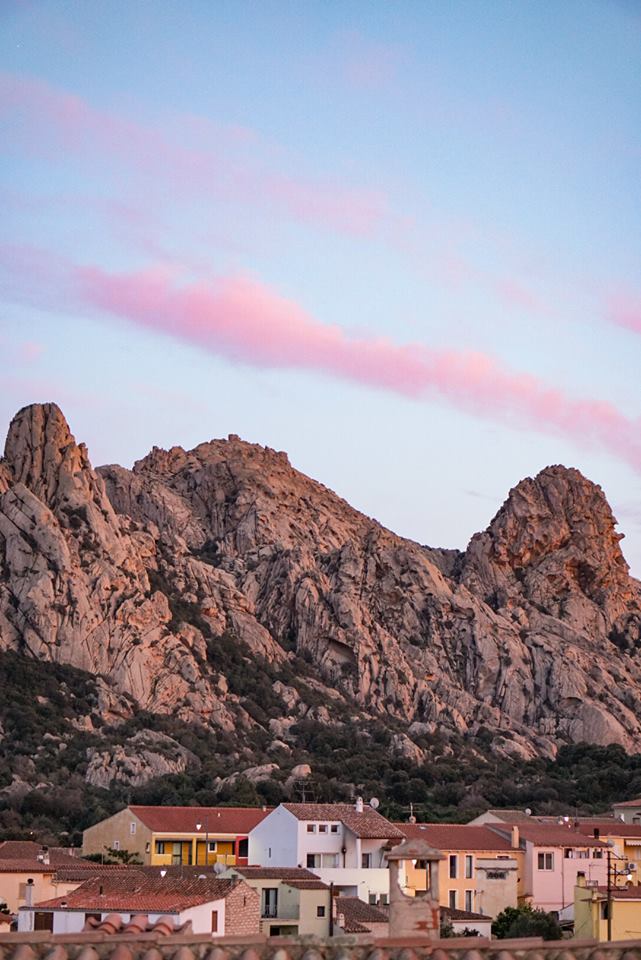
[248,800,404,904]
[18,872,259,936]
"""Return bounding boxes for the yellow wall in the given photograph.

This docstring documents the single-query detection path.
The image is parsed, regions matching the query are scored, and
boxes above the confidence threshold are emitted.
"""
[575,887,641,942]
[82,809,151,862]
[150,836,237,866]
[404,849,524,913]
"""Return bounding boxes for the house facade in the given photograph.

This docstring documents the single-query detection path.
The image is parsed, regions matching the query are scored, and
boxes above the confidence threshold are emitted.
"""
[487,822,608,922]
[575,877,641,941]
[222,867,331,937]
[249,801,404,904]
[397,823,521,919]
[82,805,270,867]
[612,799,641,825]
[18,874,259,937]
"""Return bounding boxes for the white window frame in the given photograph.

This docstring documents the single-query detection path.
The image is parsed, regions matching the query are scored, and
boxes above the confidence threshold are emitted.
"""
[537,851,554,870]
[130,822,136,835]
[448,889,457,909]
[465,854,473,878]
[306,824,317,833]
[449,854,458,879]
[465,889,473,912]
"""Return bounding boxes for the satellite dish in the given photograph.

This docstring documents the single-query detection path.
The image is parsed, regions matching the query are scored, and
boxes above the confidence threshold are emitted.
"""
[370,797,380,810]
[525,808,532,816]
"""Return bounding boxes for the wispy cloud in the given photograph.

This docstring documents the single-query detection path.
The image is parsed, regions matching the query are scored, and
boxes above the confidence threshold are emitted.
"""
[0,71,390,239]
[606,290,641,334]
[1,242,640,474]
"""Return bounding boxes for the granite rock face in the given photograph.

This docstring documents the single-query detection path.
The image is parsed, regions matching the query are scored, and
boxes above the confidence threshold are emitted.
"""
[1,402,641,760]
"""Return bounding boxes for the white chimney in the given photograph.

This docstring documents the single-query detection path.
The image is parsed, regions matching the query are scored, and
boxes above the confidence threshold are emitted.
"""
[25,878,34,908]
[355,796,364,813]
[511,826,520,848]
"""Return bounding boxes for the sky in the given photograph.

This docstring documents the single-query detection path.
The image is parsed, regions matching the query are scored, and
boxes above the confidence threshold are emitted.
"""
[0,0,640,572]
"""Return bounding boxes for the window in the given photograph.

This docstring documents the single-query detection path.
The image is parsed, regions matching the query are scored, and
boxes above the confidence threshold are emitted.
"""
[362,853,372,868]
[319,824,328,833]
[208,841,217,852]
[465,890,473,912]
[564,848,574,859]
[537,852,554,870]
[465,855,473,879]
[321,853,339,867]
[331,825,339,833]
[449,890,457,909]
[307,854,321,869]
[369,894,377,905]
[262,888,278,919]
[155,841,165,854]
[379,894,389,906]
[449,854,458,879]
[112,840,120,851]
[268,847,272,859]
[34,913,54,932]
[238,838,249,858]
[307,824,317,833]
[317,905,326,917]
[130,822,136,835]
[211,910,219,933]
[145,842,150,853]
[600,902,610,920]
[594,849,604,859]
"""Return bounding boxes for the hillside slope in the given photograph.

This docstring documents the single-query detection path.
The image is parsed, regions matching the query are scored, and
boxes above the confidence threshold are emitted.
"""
[1,402,641,779]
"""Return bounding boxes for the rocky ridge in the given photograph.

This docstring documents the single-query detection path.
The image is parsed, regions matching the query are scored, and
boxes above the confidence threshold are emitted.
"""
[1,402,641,785]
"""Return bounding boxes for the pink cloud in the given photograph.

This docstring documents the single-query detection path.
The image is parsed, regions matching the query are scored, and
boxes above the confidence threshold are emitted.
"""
[606,291,641,334]
[0,71,389,239]
[1,242,640,474]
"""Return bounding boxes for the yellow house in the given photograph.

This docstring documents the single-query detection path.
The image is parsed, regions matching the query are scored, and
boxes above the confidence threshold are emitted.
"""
[222,866,331,937]
[82,805,271,867]
[575,878,641,941]
[395,822,523,918]
[576,820,641,876]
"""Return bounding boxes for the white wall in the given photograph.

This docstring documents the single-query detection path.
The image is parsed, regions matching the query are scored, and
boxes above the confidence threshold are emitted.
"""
[249,806,299,866]
[314,867,389,901]
[176,897,226,935]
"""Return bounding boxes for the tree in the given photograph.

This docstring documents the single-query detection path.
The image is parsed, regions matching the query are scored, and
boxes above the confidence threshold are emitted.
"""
[492,904,562,941]
[0,900,9,915]
[82,846,143,865]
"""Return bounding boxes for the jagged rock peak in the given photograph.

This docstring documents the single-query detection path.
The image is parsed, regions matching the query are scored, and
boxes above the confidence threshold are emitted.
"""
[472,464,627,573]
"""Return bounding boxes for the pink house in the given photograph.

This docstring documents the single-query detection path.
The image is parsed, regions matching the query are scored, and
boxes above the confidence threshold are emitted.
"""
[488,822,608,923]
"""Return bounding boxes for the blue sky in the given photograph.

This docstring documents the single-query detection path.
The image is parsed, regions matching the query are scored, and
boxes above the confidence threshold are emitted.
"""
[1,0,640,571]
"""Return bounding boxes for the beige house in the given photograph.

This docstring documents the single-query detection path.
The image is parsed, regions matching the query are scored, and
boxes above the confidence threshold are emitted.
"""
[82,805,270,866]
[222,866,331,937]
[0,841,124,914]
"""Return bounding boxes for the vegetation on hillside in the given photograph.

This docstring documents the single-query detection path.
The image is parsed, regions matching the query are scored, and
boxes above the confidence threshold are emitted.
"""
[1,650,641,844]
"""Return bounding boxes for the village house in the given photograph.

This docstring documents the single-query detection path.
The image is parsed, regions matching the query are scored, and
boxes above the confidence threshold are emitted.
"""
[441,905,493,938]
[485,822,608,922]
[0,842,128,914]
[575,875,641,941]
[82,805,270,867]
[612,799,641,825]
[17,873,259,937]
[333,897,389,937]
[248,800,404,905]
[396,822,521,919]
[221,866,330,937]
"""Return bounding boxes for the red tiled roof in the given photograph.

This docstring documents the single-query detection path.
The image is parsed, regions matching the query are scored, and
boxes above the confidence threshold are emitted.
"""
[574,821,641,839]
[128,805,271,834]
[282,804,404,840]
[29,873,245,912]
[53,864,137,882]
[235,867,322,881]
[284,880,328,890]
[590,885,641,899]
[442,906,492,922]
[0,859,57,873]
[335,896,388,933]
[613,798,641,808]
[0,842,79,867]
[395,823,514,851]
[489,823,608,848]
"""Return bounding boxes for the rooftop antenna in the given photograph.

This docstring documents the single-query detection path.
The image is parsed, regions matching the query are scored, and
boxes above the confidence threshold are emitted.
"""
[408,802,416,825]
[370,797,380,810]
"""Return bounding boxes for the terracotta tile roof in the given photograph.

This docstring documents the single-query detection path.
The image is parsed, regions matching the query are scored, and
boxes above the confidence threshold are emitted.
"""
[613,797,641,808]
[234,867,323,881]
[52,864,136,882]
[574,821,641,839]
[0,842,79,867]
[83,914,189,936]
[28,873,245,912]
[395,823,514,851]
[282,803,404,839]
[128,805,271,834]
[335,896,388,933]
[0,859,58,873]
[283,879,328,890]
[442,906,492,922]
[590,884,641,899]
[489,822,608,847]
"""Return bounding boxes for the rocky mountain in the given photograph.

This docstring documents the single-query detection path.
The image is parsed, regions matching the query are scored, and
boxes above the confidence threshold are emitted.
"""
[1,402,641,796]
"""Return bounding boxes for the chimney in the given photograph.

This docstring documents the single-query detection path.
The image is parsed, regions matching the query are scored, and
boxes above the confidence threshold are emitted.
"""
[25,878,34,908]
[577,871,587,888]
[511,826,519,848]
[355,797,364,813]
[40,846,50,866]
[594,828,600,840]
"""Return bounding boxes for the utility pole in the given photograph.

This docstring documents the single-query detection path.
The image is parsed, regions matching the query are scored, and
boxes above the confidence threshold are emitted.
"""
[607,849,612,942]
